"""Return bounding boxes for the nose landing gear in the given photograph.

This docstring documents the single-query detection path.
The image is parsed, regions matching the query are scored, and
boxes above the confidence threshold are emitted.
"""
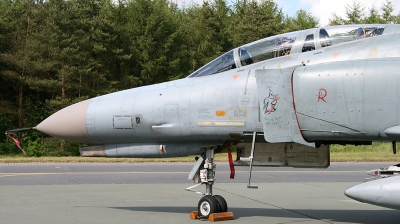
[186,146,232,220]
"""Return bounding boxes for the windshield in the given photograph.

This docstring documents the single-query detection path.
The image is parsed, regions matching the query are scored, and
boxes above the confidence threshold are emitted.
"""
[187,50,236,78]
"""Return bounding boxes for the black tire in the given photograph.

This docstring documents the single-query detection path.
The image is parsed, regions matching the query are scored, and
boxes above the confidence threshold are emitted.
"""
[213,195,228,212]
[198,195,218,218]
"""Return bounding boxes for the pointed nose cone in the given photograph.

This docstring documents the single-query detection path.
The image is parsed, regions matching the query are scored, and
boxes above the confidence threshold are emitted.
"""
[36,99,94,144]
[345,184,365,202]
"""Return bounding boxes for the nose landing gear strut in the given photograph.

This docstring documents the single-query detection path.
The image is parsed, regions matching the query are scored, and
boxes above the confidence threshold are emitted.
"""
[186,146,231,219]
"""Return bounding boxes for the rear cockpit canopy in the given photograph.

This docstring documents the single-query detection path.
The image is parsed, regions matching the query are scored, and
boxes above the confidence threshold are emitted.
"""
[187,24,386,78]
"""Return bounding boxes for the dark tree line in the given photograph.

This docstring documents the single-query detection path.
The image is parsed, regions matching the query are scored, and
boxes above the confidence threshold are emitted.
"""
[1,0,395,156]
[329,0,400,25]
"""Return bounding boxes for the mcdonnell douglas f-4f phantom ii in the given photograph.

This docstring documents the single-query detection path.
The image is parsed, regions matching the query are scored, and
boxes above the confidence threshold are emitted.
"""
[7,24,400,217]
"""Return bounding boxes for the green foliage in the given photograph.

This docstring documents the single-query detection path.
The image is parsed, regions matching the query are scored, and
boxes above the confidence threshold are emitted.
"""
[41,138,81,156]
[283,9,318,32]
[345,1,365,24]
[381,0,395,23]
[330,142,393,152]
[25,140,45,157]
[328,0,399,25]
[229,0,284,47]
[7,137,81,157]
[0,139,17,155]
[330,142,400,162]
[121,0,182,85]
[177,0,232,74]
[0,114,20,155]
[363,6,385,24]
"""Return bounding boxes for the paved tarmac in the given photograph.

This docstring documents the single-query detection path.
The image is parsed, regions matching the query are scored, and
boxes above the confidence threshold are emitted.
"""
[1,162,400,223]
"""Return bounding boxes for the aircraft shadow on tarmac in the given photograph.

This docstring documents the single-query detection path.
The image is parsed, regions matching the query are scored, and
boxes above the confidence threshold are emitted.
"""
[109,206,400,223]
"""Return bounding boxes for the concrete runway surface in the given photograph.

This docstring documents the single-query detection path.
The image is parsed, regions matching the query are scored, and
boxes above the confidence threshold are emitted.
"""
[1,162,400,224]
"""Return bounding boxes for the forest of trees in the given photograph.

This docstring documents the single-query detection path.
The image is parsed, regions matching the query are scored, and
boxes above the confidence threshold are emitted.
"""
[0,0,398,156]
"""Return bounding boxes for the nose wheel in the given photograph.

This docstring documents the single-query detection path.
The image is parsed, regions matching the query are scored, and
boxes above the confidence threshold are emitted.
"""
[198,195,218,218]
[197,195,228,218]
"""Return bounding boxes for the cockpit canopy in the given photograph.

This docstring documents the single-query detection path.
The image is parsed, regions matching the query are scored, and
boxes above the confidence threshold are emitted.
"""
[188,30,299,78]
[187,25,386,78]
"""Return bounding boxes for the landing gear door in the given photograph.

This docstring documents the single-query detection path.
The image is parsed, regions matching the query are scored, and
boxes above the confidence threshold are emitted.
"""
[255,68,314,147]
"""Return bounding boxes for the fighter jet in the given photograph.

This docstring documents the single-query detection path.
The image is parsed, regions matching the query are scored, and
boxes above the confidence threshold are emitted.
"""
[6,24,400,217]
